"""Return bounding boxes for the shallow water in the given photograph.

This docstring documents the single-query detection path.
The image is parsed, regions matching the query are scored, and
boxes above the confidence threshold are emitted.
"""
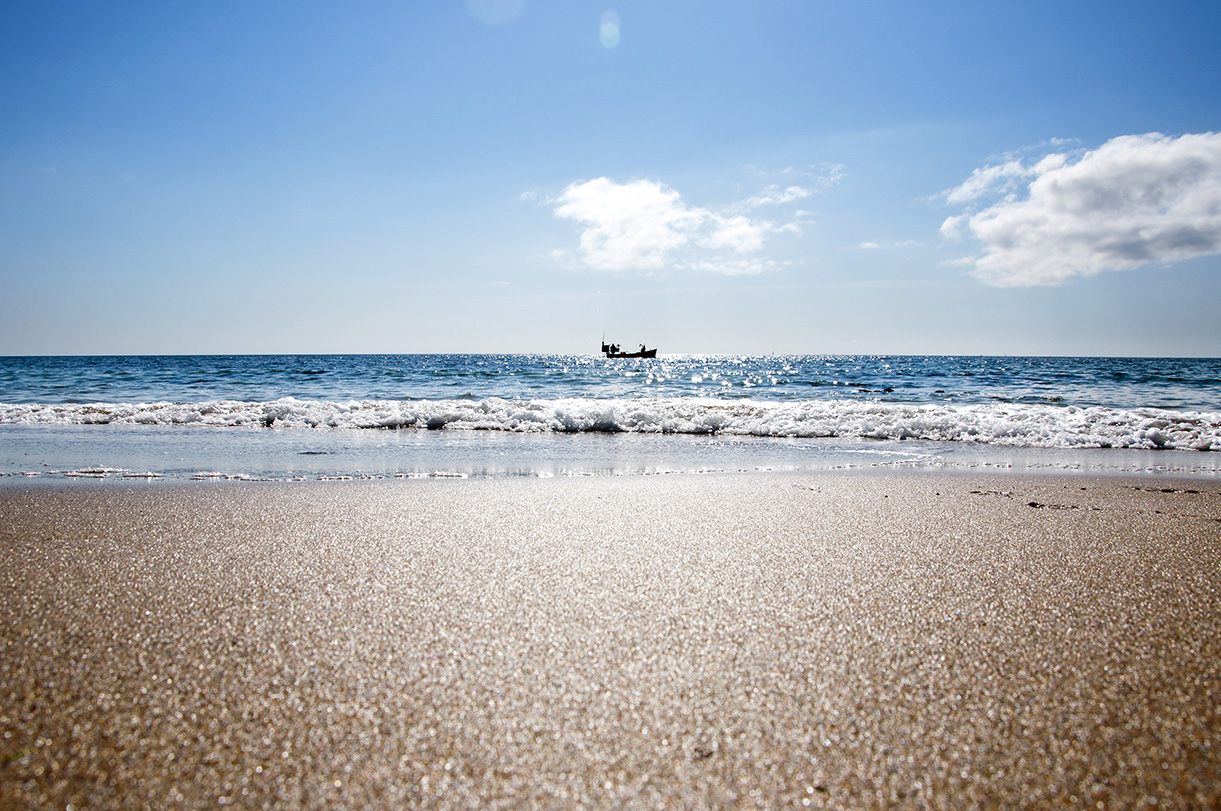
[2,424,1217,483]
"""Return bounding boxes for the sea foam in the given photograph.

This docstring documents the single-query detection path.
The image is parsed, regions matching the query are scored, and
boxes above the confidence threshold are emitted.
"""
[1,397,1217,451]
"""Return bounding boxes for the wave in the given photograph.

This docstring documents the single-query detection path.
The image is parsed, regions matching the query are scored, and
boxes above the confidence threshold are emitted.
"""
[1,397,1218,451]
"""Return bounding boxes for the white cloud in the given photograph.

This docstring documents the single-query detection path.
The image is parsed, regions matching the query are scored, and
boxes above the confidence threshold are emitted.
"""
[942,160,1030,205]
[942,132,1221,286]
[551,177,804,274]
[706,215,770,254]
[743,185,813,208]
[939,215,967,241]
[689,257,780,276]
[782,163,846,191]
[855,239,926,250]
[553,178,704,271]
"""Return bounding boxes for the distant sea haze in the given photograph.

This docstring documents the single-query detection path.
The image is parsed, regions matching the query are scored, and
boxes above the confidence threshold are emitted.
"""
[1,354,1219,453]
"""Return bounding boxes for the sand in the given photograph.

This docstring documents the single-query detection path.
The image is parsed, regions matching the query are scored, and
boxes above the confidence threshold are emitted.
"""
[1,471,1219,809]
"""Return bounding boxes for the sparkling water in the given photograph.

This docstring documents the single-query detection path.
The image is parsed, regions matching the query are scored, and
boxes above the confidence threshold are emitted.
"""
[2,354,1219,480]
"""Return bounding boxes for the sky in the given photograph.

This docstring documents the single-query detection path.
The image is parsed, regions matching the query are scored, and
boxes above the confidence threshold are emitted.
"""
[2,0,1220,357]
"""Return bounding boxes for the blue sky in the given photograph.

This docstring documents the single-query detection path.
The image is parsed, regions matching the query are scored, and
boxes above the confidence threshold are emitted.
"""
[2,0,1219,356]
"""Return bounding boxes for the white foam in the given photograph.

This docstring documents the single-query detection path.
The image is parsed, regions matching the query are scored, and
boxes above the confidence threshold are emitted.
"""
[1,397,1218,452]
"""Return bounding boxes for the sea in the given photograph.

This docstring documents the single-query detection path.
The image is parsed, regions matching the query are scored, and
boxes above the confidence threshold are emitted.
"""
[1,354,1219,482]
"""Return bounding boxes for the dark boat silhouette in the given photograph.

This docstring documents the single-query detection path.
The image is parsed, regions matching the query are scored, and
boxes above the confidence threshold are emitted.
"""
[601,341,657,359]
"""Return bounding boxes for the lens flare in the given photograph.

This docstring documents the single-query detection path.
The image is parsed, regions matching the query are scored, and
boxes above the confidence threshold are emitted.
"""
[599,10,620,49]
[467,0,524,25]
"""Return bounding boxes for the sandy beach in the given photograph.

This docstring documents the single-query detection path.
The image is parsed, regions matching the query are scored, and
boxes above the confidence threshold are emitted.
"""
[2,471,1219,809]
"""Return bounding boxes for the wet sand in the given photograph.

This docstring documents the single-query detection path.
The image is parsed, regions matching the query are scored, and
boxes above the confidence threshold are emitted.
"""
[2,472,1219,809]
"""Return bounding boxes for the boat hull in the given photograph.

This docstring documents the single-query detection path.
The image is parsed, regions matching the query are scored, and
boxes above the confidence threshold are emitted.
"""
[603,349,657,359]
[601,341,657,359]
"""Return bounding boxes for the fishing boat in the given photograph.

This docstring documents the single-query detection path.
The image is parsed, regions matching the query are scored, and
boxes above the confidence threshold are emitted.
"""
[601,341,657,359]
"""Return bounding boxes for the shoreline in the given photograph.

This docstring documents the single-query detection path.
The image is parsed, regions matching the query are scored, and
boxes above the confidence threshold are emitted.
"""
[2,458,1220,487]
[2,425,1219,485]
[3,472,1219,808]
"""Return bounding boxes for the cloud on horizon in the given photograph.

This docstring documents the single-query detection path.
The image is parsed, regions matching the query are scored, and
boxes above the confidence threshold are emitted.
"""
[941,132,1221,286]
[550,177,807,275]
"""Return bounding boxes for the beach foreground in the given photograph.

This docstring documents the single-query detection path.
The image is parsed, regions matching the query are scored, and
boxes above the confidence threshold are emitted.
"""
[2,473,1219,809]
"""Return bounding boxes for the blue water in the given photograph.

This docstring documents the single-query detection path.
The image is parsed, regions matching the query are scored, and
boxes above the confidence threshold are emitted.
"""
[1,354,1219,480]
[3,354,1219,409]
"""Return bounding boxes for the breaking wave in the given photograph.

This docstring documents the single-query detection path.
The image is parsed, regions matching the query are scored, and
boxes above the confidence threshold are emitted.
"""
[2,397,1218,451]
